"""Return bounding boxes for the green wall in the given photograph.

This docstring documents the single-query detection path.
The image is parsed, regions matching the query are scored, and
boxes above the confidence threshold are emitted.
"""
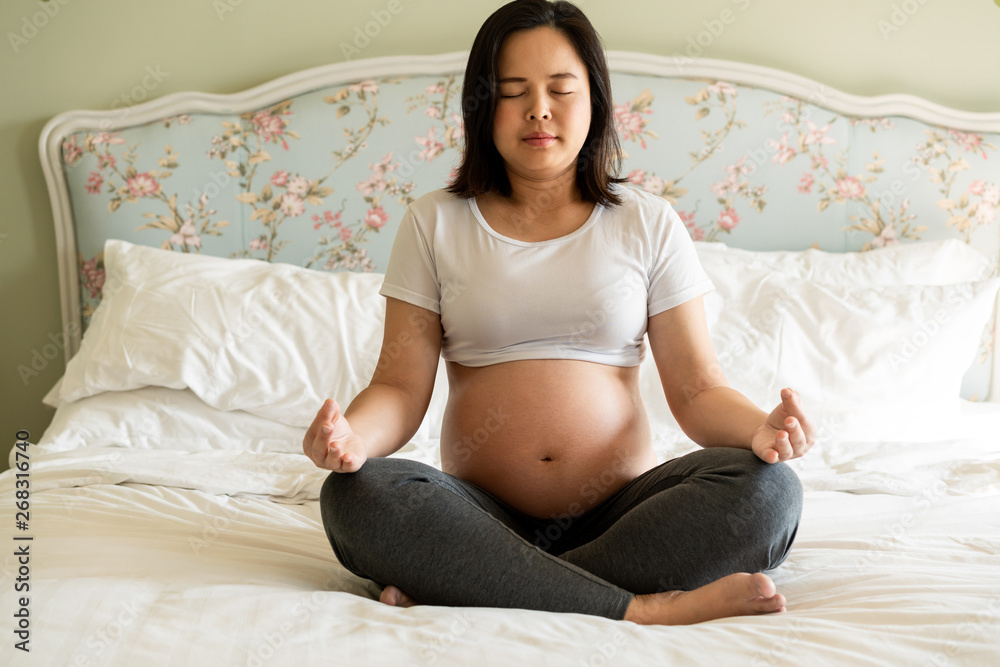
[1,0,999,468]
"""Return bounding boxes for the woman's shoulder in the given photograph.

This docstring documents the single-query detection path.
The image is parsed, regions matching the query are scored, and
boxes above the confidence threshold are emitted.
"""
[606,183,679,225]
[408,188,473,219]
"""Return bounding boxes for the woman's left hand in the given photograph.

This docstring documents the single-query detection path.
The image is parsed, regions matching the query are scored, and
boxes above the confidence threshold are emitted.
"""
[751,388,815,463]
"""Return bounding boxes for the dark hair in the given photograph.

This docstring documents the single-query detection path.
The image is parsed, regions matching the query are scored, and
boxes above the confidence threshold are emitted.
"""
[447,0,625,207]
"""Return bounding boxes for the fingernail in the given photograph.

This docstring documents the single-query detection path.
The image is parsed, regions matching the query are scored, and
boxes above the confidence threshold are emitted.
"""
[322,425,331,434]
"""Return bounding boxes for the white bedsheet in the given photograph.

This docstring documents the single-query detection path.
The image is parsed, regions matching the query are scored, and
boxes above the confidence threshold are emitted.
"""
[3,393,999,666]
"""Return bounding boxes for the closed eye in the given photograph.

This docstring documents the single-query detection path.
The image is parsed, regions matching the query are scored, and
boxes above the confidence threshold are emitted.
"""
[499,91,573,98]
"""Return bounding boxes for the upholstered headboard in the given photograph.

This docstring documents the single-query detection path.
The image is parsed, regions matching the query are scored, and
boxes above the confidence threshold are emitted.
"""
[39,52,1000,400]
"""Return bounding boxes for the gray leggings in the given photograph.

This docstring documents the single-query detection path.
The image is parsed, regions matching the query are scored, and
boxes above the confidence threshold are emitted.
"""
[319,446,802,620]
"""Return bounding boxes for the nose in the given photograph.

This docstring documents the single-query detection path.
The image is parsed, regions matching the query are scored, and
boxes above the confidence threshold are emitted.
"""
[527,98,551,121]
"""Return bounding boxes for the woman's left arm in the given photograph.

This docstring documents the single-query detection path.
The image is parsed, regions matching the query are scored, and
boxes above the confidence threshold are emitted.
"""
[646,295,815,463]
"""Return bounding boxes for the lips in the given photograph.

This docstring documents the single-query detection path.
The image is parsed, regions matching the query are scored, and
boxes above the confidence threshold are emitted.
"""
[523,132,556,147]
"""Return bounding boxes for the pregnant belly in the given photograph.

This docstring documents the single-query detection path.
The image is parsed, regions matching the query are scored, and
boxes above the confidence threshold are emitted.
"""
[440,359,656,519]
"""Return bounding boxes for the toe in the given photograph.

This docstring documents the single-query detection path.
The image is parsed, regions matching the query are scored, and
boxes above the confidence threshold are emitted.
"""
[749,573,776,599]
[379,585,400,606]
[379,585,419,608]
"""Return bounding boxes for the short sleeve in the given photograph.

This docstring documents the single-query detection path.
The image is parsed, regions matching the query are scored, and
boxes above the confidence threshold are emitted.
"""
[647,203,714,317]
[378,206,441,314]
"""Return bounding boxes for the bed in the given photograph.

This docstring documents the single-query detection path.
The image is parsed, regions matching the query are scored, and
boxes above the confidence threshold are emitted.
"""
[4,50,1000,665]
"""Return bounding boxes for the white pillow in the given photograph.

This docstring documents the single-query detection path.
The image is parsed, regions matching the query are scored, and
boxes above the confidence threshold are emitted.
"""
[710,274,1000,413]
[60,240,386,427]
[694,238,994,286]
[38,386,305,454]
[693,240,998,416]
[36,384,443,467]
[641,263,999,442]
[639,240,999,444]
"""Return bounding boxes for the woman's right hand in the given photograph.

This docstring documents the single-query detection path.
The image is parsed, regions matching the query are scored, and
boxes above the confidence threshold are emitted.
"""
[303,398,369,472]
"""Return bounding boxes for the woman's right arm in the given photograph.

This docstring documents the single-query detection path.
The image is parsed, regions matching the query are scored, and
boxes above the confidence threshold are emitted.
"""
[303,296,443,471]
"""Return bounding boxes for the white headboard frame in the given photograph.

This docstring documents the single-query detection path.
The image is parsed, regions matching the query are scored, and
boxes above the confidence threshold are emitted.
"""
[38,52,1000,399]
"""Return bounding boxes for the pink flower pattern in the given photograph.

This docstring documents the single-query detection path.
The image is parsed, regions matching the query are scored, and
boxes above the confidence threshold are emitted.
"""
[170,220,201,248]
[286,176,310,197]
[357,152,399,196]
[836,177,865,200]
[127,173,161,198]
[279,194,305,218]
[769,133,796,165]
[716,208,740,230]
[797,172,814,194]
[92,132,126,146]
[364,206,389,230]
[950,130,988,159]
[416,127,444,161]
[81,257,105,298]
[86,171,103,194]
[312,210,343,231]
[250,108,293,150]
[615,102,650,148]
[62,74,1000,393]
[870,223,898,248]
[62,136,83,166]
[803,122,836,147]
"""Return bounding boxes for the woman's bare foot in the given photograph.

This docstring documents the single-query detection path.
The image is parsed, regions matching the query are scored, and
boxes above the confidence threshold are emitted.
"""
[379,585,420,608]
[624,572,786,625]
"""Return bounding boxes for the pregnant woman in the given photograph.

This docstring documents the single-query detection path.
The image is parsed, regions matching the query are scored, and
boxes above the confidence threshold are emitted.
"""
[304,0,812,625]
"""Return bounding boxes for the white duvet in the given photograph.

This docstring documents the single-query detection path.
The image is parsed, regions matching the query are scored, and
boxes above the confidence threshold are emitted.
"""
[3,387,1000,666]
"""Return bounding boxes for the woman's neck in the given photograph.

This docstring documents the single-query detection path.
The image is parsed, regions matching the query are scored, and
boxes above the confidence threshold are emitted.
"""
[502,166,582,219]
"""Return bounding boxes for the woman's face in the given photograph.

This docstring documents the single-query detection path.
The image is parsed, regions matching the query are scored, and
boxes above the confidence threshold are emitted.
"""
[492,26,592,186]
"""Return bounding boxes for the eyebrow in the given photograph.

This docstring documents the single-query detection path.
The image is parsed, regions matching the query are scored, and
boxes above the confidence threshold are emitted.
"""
[498,72,578,84]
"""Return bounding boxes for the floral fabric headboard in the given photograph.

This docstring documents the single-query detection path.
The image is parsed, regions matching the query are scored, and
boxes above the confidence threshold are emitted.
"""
[40,52,1000,400]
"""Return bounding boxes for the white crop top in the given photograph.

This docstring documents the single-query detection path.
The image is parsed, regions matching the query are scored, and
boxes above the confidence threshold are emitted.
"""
[378,184,714,368]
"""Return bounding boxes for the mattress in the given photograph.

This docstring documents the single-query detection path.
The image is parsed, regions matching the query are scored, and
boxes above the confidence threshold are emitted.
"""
[3,386,999,666]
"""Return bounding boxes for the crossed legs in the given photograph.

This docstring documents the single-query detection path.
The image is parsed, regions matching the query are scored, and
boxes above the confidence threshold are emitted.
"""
[319,447,802,624]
